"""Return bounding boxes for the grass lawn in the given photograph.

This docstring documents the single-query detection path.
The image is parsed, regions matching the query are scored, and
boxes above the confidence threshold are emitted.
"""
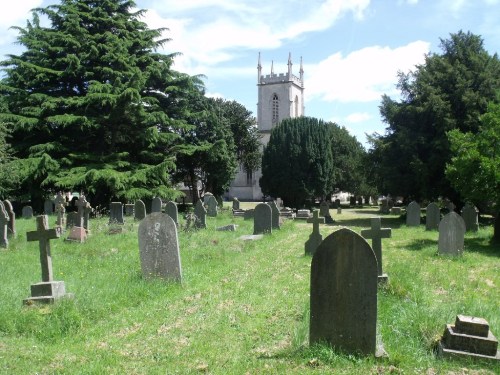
[0,205,498,374]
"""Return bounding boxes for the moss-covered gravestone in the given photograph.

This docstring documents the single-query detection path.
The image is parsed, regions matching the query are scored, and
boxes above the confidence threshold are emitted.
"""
[253,203,272,235]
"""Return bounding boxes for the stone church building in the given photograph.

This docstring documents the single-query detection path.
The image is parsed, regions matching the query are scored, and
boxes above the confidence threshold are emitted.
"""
[227,53,305,200]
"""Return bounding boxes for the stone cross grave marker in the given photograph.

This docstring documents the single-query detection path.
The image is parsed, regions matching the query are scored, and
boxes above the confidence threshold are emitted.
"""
[438,212,465,256]
[83,203,92,233]
[54,192,66,208]
[232,197,240,210]
[406,201,421,226]
[76,194,87,227]
[461,203,479,232]
[109,202,124,224]
[165,201,179,227]
[305,209,324,255]
[0,201,9,247]
[254,203,272,235]
[151,197,162,213]
[22,206,33,219]
[361,217,391,282]
[206,195,218,217]
[194,200,207,229]
[3,200,15,236]
[66,194,88,242]
[134,200,146,221]
[138,212,182,282]
[25,215,71,304]
[268,200,281,230]
[44,199,54,215]
[310,228,381,356]
[425,202,440,231]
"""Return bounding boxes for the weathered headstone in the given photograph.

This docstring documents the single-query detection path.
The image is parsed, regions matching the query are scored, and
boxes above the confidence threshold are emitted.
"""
[406,201,421,227]
[134,200,146,221]
[22,206,33,219]
[461,203,479,232]
[109,202,124,224]
[425,202,440,231]
[319,200,334,224]
[438,212,465,256]
[194,200,207,229]
[66,194,88,242]
[75,194,87,227]
[268,201,281,230]
[55,203,66,230]
[232,197,240,210]
[124,204,135,217]
[253,203,272,235]
[151,197,162,213]
[379,199,389,214]
[54,192,66,209]
[206,195,218,217]
[43,199,54,215]
[203,192,213,204]
[25,215,72,304]
[3,200,15,236]
[310,228,380,356]
[305,209,324,255]
[361,217,391,283]
[138,212,181,282]
[0,202,9,247]
[165,201,179,227]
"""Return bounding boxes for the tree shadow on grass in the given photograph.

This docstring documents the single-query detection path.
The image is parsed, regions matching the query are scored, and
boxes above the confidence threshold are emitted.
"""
[332,216,403,230]
[465,237,500,258]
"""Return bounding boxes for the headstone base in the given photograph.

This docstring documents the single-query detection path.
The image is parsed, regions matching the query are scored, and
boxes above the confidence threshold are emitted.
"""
[305,233,323,256]
[23,281,73,304]
[65,226,87,242]
[438,343,500,362]
[378,274,389,283]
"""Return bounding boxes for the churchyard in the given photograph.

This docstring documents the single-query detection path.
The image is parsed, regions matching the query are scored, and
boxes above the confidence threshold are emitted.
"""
[0,203,498,374]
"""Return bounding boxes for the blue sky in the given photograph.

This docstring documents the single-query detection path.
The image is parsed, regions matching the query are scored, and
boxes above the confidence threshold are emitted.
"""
[1,0,499,147]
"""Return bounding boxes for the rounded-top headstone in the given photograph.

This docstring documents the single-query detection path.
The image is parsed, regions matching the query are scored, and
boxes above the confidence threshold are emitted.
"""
[438,212,466,256]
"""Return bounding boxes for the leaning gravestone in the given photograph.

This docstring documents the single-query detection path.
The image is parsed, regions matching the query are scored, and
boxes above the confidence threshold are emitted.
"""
[165,201,179,227]
[310,228,380,356]
[151,197,162,213]
[194,200,207,229]
[25,215,72,304]
[461,203,479,232]
[0,202,9,247]
[253,203,272,235]
[406,201,421,227]
[425,202,441,231]
[138,212,181,282]
[305,209,324,255]
[268,201,281,230]
[438,212,466,256]
[109,202,124,224]
[22,206,33,219]
[43,199,54,215]
[134,200,146,221]
[361,217,391,283]
[206,195,218,217]
[3,200,15,236]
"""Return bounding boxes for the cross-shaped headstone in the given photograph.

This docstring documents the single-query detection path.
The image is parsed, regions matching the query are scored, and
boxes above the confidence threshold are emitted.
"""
[307,210,325,236]
[26,215,60,282]
[305,209,325,255]
[361,217,391,280]
[75,194,87,227]
[54,192,66,207]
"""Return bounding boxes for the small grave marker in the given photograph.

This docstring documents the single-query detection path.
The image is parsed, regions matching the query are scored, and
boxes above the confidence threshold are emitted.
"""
[151,197,162,213]
[232,198,240,210]
[461,203,479,232]
[406,201,421,226]
[109,202,124,224]
[194,200,207,229]
[425,202,440,231]
[268,201,281,230]
[206,195,218,217]
[43,199,54,215]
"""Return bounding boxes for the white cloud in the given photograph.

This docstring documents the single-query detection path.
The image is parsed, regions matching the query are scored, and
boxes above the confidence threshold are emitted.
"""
[346,112,372,123]
[0,1,43,46]
[305,40,430,103]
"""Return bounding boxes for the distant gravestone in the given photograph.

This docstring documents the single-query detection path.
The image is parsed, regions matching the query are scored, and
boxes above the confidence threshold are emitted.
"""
[75,194,87,228]
[43,199,54,215]
[25,215,72,304]
[22,206,33,219]
[232,197,240,210]
[379,199,389,214]
[203,192,213,204]
[310,228,379,356]
[390,207,401,215]
[361,217,391,282]
[425,202,440,231]
[319,200,334,224]
[406,201,421,226]
[55,203,66,230]
[151,197,162,213]
[83,203,92,232]
[124,204,135,217]
[253,203,272,235]
[109,202,124,224]
[165,201,179,227]
[461,204,479,232]
[305,209,324,255]
[296,209,311,220]
[66,212,78,229]
[0,202,9,247]
[438,212,466,256]
[268,201,281,230]
[194,200,207,229]
[54,192,66,209]
[3,200,15,236]
[206,195,218,217]
[134,200,146,221]
[138,212,181,282]
[334,199,341,208]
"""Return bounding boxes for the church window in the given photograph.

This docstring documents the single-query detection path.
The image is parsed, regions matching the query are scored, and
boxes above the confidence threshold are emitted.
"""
[272,93,279,123]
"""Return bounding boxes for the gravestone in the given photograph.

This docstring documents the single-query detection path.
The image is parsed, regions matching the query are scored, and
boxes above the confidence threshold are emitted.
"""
[390,207,401,215]
[406,201,421,226]
[379,199,389,214]
[305,209,324,255]
[206,195,218,217]
[109,202,124,224]
[296,209,311,220]
[268,201,281,230]
[165,201,179,227]
[3,200,15,236]
[203,192,213,204]
[461,204,479,232]
[134,200,146,221]
[66,212,78,229]
[361,217,391,283]
[44,199,54,215]
[151,197,162,213]
[310,228,380,356]
[138,212,182,282]
[22,206,33,219]
[124,204,135,217]
[337,207,342,214]
[83,203,92,233]
[55,203,66,230]
[319,200,334,224]
[25,215,72,304]
[438,212,465,256]
[232,197,240,210]
[194,200,207,229]
[66,194,88,242]
[0,202,9,247]
[253,203,272,235]
[425,202,440,231]
[54,192,66,209]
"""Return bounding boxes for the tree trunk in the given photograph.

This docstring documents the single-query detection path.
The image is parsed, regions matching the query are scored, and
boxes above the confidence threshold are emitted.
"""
[493,212,500,242]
